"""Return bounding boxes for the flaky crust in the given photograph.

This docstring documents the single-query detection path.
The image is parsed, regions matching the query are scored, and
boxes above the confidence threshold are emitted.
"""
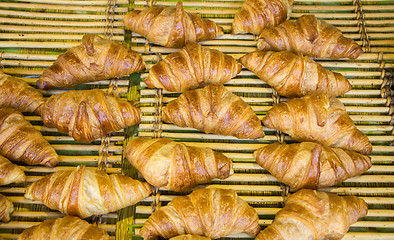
[145,43,242,92]
[37,34,145,89]
[0,193,13,222]
[257,15,362,59]
[17,216,110,240]
[0,71,44,114]
[125,137,233,192]
[162,84,265,139]
[40,89,141,143]
[240,50,351,97]
[254,142,372,190]
[124,2,223,48]
[0,155,26,185]
[255,189,368,240]
[232,0,293,35]
[0,107,59,167]
[24,165,152,218]
[262,93,372,155]
[140,188,261,239]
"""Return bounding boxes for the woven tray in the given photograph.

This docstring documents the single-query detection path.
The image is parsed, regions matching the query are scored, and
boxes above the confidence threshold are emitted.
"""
[1,0,393,239]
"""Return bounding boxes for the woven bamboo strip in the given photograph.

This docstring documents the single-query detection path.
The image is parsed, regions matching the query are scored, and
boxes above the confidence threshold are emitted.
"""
[0,222,116,232]
[0,2,128,12]
[0,26,124,34]
[0,17,123,27]
[22,166,122,174]
[0,9,124,20]
[11,211,117,218]
[10,0,129,5]
[0,235,115,240]
[58,155,121,163]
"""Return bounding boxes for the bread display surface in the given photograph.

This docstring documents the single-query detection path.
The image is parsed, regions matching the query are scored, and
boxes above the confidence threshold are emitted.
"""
[17,216,110,240]
[144,42,242,92]
[232,0,293,35]
[140,188,261,240]
[257,15,363,59]
[255,189,368,240]
[37,34,145,89]
[169,235,211,240]
[262,93,372,155]
[0,155,26,185]
[162,84,265,139]
[0,193,13,222]
[124,2,223,48]
[0,71,45,114]
[40,89,141,143]
[125,137,233,192]
[24,165,152,218]
[0,107,59,167]
[240,50,352,97]
[254,142,372,190]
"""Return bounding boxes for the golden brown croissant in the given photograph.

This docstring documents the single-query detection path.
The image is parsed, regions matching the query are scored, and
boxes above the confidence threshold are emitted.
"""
[125,137,233,192]
[0,155,26,185]
[257,15,362,59]
[124,2,223,48]
[24,165,152,218]
[163,84,265,139]
[170,235,211,240]
[0,71,45,114]
[140,188,261,239]
[37,34,145,89]
[0,193,13,222]
[232,0,293,35]
[254,142,372,190]
[40,89,141,143]
[240,50,351,97]
[262,93,372,155]
[17,216,110,240]
[145,43,242,92]
[0,107,59,167]
[255,189,368,240]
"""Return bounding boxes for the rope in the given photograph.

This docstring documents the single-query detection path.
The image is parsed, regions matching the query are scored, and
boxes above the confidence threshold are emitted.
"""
[354,0,371,53]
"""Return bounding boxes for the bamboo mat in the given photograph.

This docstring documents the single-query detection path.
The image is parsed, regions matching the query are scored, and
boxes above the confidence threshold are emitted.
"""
[0,0,393,239]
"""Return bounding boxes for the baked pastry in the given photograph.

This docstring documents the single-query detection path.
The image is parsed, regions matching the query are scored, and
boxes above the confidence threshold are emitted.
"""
[37,34,145,89]
[24,165,152,218]
[163,84,265,139]
[262,93,372,155]
[140,188,261,239]
[0,71,45,114]
[0,107,59,167]
[170,235,211,240]
[232,0,293,35]
[145,43,242,92]
[0,155,26,185]
[0,193,13,222]
[254,142,372,190]
[124,2,223,48]
[240,50,351,97]
[125,137,233,192]
[255,189,368,240]
[40,89,141,143]
[17,216,110,240]
[257,15,362,59]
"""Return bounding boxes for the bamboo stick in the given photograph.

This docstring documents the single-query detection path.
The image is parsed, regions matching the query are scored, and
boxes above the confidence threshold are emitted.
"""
[0,17,124,27]
[9,0,129,5]
[0,26,124,35]
[0,234,114,240]
[11,211,117,219]
[0,221,116,231]
[0,2,128,12]
[0,9,125,20]
[22,166,122,174]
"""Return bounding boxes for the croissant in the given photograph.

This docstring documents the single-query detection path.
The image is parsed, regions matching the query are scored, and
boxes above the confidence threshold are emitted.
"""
[262,93,372,155]
[124,2,223,48]
[163,84,265,139]
[24,165,152,218]
[125,137,233,192]
[257,15,362,59]
[254,142,372,190]
[37,34,145,89]
[145,43,242,92]
[256,189,368,240]
[0,71,45,114]
[40,89,141,143]
[240,50,351,97]
[0,155,26,185]
[170,235,211,240]
[232,0,293,35]
[140,188,261,239]
[17,216,110,240]
[0,107,59,167]
[0,193,13,222]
